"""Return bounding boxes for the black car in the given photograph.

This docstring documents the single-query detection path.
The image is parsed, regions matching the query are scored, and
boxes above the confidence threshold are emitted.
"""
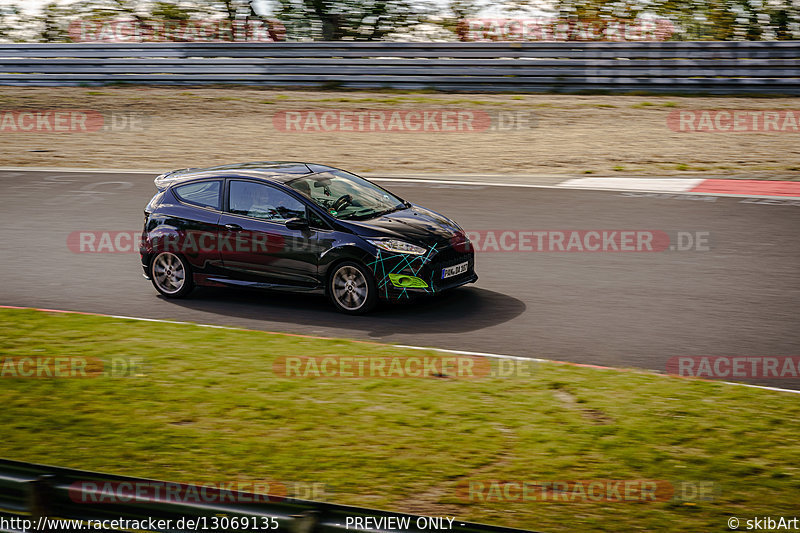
[140,162,477,314]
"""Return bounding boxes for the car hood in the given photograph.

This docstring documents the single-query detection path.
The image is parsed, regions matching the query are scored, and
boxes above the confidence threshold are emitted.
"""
[341,206,464,248]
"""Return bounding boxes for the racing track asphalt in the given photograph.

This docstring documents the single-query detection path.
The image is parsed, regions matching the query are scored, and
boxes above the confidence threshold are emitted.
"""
[1,170,798,389]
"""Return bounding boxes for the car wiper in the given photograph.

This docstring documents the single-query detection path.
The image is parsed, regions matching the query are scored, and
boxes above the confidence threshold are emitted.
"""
[337,209,375,220]
[373,205,406,217]
[340,204,405,221]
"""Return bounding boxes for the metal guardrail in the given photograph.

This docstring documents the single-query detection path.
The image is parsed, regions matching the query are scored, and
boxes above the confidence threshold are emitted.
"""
[0,41,799,93]
[0,458,536,533]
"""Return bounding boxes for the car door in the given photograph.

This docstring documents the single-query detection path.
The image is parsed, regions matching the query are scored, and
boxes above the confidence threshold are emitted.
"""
[218,179,320,288]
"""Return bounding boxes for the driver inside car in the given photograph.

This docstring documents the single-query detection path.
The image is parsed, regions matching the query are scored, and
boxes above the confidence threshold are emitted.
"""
[247,184,281,220]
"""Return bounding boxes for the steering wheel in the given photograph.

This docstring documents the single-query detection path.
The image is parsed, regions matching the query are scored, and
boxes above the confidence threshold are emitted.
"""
[332,194,353,212]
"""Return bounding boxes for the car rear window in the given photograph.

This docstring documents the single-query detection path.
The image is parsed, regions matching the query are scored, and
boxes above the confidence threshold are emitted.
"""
[173,180,221,210]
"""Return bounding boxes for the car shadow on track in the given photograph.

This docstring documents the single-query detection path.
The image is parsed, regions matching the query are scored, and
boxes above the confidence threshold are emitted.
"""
[164,286,526,338]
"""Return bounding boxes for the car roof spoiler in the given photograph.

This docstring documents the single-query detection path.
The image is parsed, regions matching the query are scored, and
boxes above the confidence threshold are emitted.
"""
[154,168,197,191]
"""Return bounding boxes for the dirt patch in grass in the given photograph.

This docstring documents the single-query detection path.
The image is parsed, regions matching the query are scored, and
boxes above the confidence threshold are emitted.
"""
[1,87,798,178]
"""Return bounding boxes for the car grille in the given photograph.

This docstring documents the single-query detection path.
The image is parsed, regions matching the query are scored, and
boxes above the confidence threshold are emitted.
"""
[430,243,474,289]
[432,243,472,267]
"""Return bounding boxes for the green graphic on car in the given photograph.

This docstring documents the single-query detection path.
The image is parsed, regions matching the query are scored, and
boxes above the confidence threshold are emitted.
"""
[388,274,429,288]
[367,245,438,300]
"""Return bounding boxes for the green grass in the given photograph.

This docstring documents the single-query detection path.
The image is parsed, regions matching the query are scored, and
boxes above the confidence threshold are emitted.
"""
[628,101,677,109]
[1,309,799,531]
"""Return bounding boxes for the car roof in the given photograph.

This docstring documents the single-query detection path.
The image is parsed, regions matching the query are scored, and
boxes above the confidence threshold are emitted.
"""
[155,161,336,189]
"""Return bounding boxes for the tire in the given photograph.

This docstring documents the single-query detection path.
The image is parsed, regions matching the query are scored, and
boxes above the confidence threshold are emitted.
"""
[150,252,194,298]
[328,261,378,314]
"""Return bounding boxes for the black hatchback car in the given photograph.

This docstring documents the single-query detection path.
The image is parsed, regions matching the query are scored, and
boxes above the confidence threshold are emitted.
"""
[140,162,477,314]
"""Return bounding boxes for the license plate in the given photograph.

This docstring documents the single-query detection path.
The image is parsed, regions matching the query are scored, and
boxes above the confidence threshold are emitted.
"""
[442,261,468,279]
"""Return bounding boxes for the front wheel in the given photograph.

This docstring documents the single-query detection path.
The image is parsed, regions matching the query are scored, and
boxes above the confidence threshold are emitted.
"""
[328,261,377,314]
[150,252,194,298]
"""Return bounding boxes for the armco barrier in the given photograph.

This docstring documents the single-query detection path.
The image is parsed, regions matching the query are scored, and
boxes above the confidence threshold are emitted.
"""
[0,41,799,94]
[0,458,536,533]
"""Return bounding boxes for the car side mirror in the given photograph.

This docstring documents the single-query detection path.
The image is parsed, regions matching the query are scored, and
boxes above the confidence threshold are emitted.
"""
[285,217,309,230]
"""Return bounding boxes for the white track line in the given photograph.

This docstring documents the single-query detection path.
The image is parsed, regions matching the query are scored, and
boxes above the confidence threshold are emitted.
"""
[720,382,800,394]
[372,178,564,189]
[558,177,705,192]
[395,344,545,362]
[3,305,799,394]
[0,166,164,174]
[107,314,242,330]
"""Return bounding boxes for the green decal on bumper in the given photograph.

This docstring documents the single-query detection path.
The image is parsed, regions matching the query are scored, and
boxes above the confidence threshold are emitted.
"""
[388,274,429,289]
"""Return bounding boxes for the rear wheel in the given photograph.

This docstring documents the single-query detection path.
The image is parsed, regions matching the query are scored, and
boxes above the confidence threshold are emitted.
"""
[151,252,194,298]
[328,261,377,314]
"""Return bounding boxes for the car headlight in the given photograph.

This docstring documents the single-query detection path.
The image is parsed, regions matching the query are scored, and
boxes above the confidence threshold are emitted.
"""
[367,239,427,256]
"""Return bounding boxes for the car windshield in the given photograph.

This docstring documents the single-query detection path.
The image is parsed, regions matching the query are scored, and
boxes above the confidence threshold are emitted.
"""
[287,170,406,220]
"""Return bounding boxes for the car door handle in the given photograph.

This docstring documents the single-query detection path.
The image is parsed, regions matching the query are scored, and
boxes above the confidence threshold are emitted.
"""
[224,223,242,231]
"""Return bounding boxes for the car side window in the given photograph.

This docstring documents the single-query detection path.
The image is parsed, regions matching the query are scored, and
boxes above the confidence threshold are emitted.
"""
[173,180,221,210]
[229,180,306,223]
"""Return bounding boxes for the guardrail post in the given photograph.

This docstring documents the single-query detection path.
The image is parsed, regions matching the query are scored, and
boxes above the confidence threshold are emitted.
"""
[28,475,56,533]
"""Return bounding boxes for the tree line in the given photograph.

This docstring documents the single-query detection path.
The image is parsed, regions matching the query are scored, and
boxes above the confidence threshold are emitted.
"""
[0,0,797,42]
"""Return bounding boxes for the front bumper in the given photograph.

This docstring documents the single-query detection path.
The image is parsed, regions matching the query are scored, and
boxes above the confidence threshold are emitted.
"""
[371,244,476,301]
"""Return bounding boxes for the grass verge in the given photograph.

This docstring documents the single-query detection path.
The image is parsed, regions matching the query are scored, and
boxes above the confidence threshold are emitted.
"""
[1,308,798,532]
